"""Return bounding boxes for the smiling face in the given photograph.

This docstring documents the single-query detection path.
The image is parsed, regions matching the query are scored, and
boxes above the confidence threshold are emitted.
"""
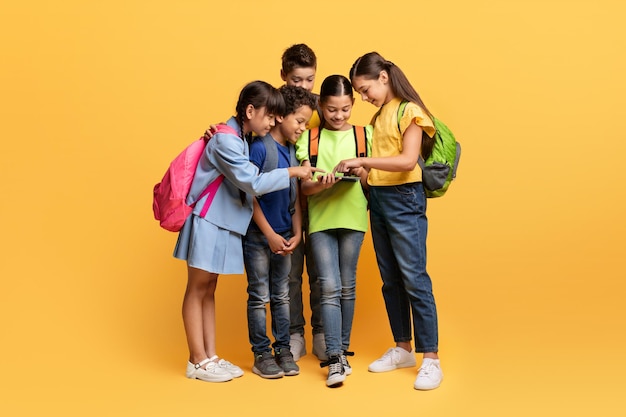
[278,105,313,144]
[351,71,392,107]
[281,66,316,92]
[320,94,354,131]
[246,105,276,137]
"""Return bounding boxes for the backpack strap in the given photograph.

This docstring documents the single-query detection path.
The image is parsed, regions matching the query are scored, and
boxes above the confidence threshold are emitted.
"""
[261,135,278,173]
[198,175,225,217]
[310,126,366,164]
[194,123,238,216]
[397,100,409,132]
[287,142,298,214]
[308,127,320,167]
[353,125,367,158]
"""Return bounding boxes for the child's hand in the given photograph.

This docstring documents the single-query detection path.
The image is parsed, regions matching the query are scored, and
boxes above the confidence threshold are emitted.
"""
[316,173,341,189]
[333,158,362,176]
[203,124,219,140]
[284,234,302,254]
[288,165,325,181]
[268,233,289,255]
[350,166,368,177]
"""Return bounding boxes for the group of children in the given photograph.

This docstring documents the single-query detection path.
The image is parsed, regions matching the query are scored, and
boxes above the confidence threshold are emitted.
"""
[172,44,444,390]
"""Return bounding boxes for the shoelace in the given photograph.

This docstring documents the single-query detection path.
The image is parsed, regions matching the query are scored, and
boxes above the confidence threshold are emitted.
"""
[378,348,399,363]
[320,356,344,374]
[418,361,437,377]
[328,361,344,376]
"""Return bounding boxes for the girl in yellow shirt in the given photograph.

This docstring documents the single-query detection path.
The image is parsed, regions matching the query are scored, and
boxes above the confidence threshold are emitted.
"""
[334,52,443,391]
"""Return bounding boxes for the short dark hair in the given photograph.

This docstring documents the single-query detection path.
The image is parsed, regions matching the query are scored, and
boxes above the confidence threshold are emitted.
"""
[281,44,317,74]
[278,85,318,116]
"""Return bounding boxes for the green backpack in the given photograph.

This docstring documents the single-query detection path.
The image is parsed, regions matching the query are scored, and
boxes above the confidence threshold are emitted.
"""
[397,101,461,198]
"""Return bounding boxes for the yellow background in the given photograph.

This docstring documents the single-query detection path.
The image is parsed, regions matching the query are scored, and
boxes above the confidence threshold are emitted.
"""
[1,0,625,415]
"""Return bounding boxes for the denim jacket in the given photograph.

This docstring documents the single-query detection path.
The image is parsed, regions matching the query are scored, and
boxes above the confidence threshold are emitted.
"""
[187,117,290,235]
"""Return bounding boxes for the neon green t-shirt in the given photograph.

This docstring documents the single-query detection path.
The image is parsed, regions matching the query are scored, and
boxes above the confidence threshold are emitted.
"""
[368,97,436,186]
[295,125,373,234]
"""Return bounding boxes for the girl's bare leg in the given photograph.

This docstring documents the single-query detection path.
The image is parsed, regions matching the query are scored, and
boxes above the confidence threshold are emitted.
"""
[182,266,219,364]
[202,276,218,358]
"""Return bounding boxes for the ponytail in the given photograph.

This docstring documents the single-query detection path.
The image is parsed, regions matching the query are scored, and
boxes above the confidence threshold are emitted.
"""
[350,52,434,159]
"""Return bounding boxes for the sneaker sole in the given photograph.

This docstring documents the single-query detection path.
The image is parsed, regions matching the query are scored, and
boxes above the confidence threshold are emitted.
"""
[326,374,346,387]
[368,361,416,373]
[414,379,443,390]
[252,366,284,379]
[283,369,300,376]
[187,373,232,383]
[227,369,244,378]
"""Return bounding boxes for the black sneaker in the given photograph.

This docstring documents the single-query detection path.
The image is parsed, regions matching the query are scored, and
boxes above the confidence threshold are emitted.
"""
[342,351,354,376]
[252,351,284,379]
[275,348,300,376]
[320,355,345,387]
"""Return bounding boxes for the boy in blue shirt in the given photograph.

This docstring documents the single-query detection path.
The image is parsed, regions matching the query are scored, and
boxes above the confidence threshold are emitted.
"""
[280,44,327,362]
[244,85,319,378]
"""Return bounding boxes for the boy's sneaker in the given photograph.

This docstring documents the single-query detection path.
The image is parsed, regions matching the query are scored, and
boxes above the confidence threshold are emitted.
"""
[275,348,300,376]
[312,333,328,361]
[289,333,307,361]
[341,351,354,376]
[252,351,285,379]
[368,347,416,373]
[321,355,345,387]
[414,358,443,390]
[186,358,232,383]
[216,357,244,378]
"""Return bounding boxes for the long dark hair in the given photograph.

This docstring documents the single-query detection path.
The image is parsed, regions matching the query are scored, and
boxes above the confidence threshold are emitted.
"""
[350,52,434,158]
[235,81,285,141]
[317,74,353,130]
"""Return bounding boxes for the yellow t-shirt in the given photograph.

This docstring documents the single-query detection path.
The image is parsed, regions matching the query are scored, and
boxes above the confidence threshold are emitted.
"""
[306,107,321,129]
[368,98,436,186]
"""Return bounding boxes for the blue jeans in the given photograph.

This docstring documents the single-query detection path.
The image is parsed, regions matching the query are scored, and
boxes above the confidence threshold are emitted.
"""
[243,230,292,354]
[309,229,364,357]
[288,226,323,336]
[369,183,438,353]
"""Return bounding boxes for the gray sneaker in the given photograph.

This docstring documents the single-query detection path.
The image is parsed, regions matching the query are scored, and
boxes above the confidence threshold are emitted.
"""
[312,332,328,361]
[276,348,300,376]
[252,351,285,379]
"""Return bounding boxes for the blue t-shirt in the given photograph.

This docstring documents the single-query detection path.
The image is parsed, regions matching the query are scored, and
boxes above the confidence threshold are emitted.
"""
[248,136,293,234]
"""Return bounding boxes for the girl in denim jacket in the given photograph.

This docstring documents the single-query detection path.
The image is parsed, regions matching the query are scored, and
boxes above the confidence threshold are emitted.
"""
[174,81,319,383]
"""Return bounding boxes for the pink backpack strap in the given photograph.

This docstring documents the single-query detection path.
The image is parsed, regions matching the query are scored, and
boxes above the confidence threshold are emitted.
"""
[196,124,237,218]
[197,174,224,218]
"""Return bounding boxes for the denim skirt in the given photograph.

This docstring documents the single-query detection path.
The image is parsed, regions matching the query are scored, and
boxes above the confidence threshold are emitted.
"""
[173,214,244,274]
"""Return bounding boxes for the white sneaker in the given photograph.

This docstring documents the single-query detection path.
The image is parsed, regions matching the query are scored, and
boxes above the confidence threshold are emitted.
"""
[414,358,443,390]
[216,357,244,378]
[368,347,416,373]
[290,333,307,361]
[186,358,232,383]
[312,333,328,361]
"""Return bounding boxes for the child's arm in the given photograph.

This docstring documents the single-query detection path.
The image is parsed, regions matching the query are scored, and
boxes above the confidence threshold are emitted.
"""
[284,184,302,254]
[301,173,342,196]
[333,123,423,174]
[251,198,290,255]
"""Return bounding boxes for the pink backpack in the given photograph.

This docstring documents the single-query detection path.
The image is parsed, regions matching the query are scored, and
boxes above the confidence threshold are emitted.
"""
[153,124,238,232]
